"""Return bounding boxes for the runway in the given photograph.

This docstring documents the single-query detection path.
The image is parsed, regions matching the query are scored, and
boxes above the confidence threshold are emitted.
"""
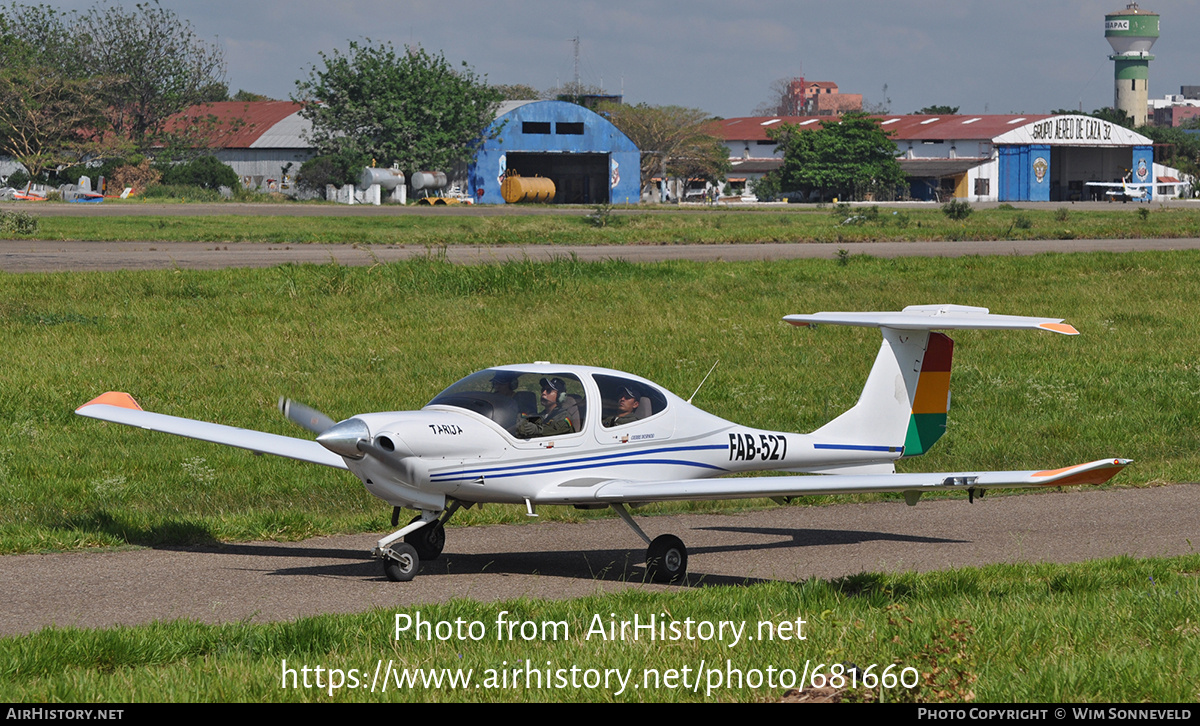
[2,484,1195,636]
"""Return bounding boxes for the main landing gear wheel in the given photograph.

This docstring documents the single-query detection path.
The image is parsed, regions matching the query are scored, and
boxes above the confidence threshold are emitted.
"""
[382,542,420,582]
[405,516,445,560]
[645,534,687,584]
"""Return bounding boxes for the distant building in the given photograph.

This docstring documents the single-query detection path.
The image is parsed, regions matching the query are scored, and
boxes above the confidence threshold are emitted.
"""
[760,79,863,118]
[803,82,863,116]
[1149,88,1200,127]
[714,113,1180,202]
[468,100,641,204]
[165,101,314,194]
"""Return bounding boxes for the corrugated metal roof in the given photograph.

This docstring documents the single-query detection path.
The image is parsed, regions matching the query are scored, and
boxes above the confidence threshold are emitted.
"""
[897,158,991,177]
[730,159,783,174]
[713,114,1055,142]
[165,101,311,149]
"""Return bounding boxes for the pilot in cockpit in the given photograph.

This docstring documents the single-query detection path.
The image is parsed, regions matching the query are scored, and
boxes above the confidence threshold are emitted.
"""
[515,376,578,438]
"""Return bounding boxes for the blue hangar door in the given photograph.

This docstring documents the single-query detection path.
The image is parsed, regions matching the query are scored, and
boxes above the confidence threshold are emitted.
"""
[505,153,610,204]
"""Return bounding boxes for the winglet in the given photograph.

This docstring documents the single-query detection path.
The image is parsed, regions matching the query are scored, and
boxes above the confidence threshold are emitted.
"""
[1038,322,1079,335]
[1031,458,1131,486]
[77,391,143,412]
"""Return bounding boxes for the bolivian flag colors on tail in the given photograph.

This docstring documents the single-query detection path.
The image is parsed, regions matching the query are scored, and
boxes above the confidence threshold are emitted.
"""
[903,332,952,457]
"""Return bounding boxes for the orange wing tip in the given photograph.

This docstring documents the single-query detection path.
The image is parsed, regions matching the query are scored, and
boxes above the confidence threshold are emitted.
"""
[77,392,143,412]
[1033,458,1130,486]
[1039,322,1079,335]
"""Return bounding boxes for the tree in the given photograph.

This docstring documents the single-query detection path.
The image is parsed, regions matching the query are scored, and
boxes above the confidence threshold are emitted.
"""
[667,135,732,188]
[1135,124,1200,182]
[914,105,959,115]
[771,112,906,201]
[0,66,110,179]
[596,102,726,201]
[0,5,113,178]
[294,41,501,178]
[492,83,540,101]
[73,0,226,147]
[231,89,276,103]
[754,77,807,117]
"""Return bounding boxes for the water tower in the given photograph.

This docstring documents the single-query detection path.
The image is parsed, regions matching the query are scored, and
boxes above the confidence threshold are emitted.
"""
[1105,3,1159,126]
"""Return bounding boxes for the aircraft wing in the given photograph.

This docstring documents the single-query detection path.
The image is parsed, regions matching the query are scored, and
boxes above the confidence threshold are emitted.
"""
[1084,181,1154,188]
[570,458,1130,503]
[76,392,348,470]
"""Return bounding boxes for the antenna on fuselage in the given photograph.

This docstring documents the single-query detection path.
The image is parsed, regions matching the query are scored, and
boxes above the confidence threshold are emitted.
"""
[687,360,720,404]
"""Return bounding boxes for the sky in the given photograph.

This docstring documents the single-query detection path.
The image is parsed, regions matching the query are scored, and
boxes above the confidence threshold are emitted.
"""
[35,0,1200,119]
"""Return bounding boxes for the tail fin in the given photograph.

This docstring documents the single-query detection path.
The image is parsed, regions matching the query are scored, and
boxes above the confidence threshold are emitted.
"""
[785,304,1078,458]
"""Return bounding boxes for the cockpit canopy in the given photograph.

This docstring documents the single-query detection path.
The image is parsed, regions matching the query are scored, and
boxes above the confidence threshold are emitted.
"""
[427,369,584,435]
[426,368,669,435]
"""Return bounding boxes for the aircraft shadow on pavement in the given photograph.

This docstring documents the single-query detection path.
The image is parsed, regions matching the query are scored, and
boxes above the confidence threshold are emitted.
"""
[190,523,965,587]
[694,525,966,548]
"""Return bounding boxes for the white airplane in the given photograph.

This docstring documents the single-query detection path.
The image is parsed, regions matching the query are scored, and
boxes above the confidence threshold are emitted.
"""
[76,305,1130,583]
[1085,174,1152,202]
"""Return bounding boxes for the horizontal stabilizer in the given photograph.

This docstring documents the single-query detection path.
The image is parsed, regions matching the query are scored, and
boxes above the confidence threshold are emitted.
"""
[784,304,1078,335]
[76,393,348,470]
[565,458,1130,504]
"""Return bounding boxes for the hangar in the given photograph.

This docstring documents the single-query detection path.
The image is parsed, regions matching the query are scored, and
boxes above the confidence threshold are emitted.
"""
[716,113,1176,202]
[468,100,641,205]
[166,101,314,195]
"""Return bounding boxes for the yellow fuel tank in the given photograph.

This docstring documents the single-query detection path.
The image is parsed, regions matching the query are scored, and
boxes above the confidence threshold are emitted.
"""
[501,174,555,204]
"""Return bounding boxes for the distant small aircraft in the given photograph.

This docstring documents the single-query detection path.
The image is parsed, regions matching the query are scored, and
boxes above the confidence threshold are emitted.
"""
[1085,174,1152,202]
[77,305,1129,583]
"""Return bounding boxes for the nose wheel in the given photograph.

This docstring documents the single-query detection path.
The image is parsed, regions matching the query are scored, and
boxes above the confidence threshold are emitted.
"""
[382,543,419,582]
[374,500,463,582]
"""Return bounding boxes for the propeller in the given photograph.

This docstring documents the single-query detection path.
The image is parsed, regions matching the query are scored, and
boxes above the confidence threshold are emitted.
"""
[278,397,337,435]
[281,397,408,472]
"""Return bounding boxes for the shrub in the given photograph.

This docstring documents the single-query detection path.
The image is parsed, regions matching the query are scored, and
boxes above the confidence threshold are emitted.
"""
[941,199,973,220]
[112,160,162,193]
[0,210,38,235]
[157,155,239,190]
[140,184,223,201]
[297,153,367,194]
[751,173,779,202]
[1054,207,1070,222]
[5,170,30,190]
[1014,214,1033,230]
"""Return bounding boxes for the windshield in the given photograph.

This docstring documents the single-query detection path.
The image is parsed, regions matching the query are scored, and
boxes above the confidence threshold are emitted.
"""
[427,369,586,435]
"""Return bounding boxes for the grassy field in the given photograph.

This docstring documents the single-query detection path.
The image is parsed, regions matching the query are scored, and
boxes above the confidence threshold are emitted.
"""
[2,554,1197,702]
[7,204,1200,245]
[1,251,1198,554]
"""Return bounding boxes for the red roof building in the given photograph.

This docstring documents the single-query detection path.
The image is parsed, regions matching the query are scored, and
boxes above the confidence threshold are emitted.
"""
[712,113,1182,202]
[165,101,314,194]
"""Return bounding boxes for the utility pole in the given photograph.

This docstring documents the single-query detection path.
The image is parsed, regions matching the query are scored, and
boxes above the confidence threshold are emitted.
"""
[571,34,580,92]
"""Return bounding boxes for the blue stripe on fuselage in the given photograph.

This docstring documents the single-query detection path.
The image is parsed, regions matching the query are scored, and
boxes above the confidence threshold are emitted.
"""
[813,443,901,452]
[430,443,728,483]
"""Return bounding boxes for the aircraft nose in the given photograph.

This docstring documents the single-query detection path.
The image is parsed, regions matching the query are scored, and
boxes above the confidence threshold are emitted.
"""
[316,418,370,460]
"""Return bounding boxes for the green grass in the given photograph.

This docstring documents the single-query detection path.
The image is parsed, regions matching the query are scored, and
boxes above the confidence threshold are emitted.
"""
[8,205,1200,245]
[1,251,1199,553]
[2,554,1197,702]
